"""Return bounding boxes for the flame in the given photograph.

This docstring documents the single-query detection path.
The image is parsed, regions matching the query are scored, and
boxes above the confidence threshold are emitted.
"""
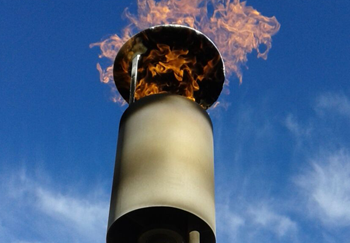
[112,29,223,108]
[91,0,280,103]
[135,44,199,101]
[89,30,132,104]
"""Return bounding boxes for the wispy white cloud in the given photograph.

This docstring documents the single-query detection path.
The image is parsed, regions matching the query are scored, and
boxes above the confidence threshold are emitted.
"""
[216,198,298,243]
[35,187,108,235]
[284,114,313,150]
[0,169,109,243]
[285,92,350,145]
[315,92,350,118]
[284,114,312,139]
[249,204,297,237]
[217,203,245,240]
[11,241,42,243]
[295,150,350,227]
[282,92,350,242]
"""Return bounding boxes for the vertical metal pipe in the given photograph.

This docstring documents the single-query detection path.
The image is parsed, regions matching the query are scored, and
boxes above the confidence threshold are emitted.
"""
[107,94,216,243]
[129,54,141,104]
[189,231,200,243]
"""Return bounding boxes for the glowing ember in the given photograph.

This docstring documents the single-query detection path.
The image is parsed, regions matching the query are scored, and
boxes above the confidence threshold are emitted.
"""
[90,0,280,104]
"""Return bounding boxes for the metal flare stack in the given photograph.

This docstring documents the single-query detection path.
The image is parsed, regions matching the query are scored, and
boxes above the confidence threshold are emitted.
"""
[107,25,225,243]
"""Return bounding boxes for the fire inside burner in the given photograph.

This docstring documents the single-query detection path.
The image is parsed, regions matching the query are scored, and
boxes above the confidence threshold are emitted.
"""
[113,25,225,109]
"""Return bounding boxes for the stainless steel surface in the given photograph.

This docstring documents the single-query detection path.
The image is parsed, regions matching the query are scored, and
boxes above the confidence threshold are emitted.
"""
[107,94,215,243]
[113,24,225,109]
[189,231,200,243]
[129,54,141,103]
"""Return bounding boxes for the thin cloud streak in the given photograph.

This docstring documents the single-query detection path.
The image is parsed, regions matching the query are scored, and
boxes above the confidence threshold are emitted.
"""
[284,114,312,140]
[249,205,297,237]
[0,169,109,243]
[217,92,350,242]
[35,187,108,234]
[217,203,245,240]
[295,150,350,227]
[282,92,350,242]
[315,92,350,118]
[216,199,298,242]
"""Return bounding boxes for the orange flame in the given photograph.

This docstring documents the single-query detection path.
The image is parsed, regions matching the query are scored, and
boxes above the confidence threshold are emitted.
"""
[135,44,200,101]
[90,0,280,104]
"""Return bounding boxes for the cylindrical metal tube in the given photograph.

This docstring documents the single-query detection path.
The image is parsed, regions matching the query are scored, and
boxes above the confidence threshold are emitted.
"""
[107,94,215,243]
[189,231,200,243]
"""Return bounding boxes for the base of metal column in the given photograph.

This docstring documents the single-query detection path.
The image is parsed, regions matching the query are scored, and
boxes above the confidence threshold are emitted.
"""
[138,229,183,243]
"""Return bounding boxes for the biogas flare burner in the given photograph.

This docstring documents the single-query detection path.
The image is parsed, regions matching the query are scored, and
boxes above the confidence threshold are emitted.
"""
[107,25,225,243]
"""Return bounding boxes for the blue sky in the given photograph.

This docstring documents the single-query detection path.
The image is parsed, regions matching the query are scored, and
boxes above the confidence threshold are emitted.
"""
[1,0,350,242]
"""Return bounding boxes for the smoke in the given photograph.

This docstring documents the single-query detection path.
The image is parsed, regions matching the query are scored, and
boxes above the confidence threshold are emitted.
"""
[90,0,280,103]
